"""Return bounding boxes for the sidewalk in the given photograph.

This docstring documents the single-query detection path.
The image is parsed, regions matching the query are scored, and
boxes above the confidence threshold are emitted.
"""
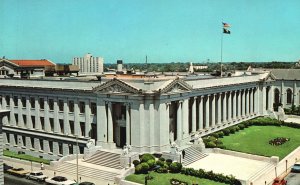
[4,157,115,185]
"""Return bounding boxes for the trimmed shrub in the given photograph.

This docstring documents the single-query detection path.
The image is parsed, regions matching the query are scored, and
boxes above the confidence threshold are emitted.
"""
[140,153,155,163]
[238,124,245,130]
[156,167,168,173]
[135,164,143,174]
[234,126,240,131]
[156,160,165,167]
[159,157,165,161]
[210,132,219,138]
[147,159,155,169]
[166,159,173,166]
[208,136,217,142]
[140,162,150,174]
[133,160,140,167]
[169,162,183,173]
[216,131,225,138]
[205,141,217,148]
[229,127,236,134]
[223,128,230,136]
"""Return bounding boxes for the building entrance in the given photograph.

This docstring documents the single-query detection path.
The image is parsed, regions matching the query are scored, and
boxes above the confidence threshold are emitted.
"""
[112,103,127,148]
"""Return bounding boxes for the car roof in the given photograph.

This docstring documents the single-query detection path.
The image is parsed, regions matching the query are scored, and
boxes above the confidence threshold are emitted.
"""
[295,162,300,165]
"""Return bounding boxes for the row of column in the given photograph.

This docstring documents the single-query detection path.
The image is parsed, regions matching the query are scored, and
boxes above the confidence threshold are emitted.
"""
[187,88,258,133]
[1,96,93,138]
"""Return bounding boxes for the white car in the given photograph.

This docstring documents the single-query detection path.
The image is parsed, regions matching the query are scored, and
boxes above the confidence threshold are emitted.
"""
[45,176,76,185]
[26,171,48,182]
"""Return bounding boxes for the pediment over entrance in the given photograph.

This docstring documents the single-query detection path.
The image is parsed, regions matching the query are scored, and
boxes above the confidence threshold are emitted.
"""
[93,78,141,94]
[261,72,276,82]
[158,77,193,94]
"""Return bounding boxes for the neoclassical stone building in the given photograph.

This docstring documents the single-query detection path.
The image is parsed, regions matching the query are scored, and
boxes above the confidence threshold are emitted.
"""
[0,70,299,160]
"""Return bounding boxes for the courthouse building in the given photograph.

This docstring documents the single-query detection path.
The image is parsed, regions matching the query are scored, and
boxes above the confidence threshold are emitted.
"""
[0,69,299,160]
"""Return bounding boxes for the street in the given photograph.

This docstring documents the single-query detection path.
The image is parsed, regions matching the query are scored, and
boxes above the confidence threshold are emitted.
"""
[4,174,45,185]
[286,172,300,185]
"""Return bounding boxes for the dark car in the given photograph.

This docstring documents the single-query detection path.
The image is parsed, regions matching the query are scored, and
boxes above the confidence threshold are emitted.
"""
[291,162,300,173]
[3,163,13,172]
[71,182,95,185]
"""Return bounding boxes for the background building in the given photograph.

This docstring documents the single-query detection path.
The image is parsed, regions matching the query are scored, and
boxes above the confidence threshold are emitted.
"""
[73,53,104,74]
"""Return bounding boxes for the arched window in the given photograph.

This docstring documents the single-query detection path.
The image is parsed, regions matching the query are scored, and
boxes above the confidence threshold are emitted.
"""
[274,88,280,104]
[286,88,292,104]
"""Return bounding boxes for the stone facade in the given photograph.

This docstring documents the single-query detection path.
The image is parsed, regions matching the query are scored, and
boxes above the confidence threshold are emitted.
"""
[0,71,299,160]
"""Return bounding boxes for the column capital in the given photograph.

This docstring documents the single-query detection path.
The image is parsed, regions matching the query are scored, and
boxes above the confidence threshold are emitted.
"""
[178,100,184,104]
[105,101,112,106]
[125,102,131,107]
[165,102,171,106]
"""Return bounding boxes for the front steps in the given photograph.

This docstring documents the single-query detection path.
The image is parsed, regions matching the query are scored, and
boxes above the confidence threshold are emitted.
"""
[56,161,121,181]
[182,146,208,166]
[84,150,122,169]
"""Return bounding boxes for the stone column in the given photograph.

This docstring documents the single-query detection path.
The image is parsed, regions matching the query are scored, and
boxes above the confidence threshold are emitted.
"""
[217,93,222,124]
[255,87,259,114]
[205,96,210,129]
[74,100,81,136]
[228,91,232,122]
[85,100,91,138]
[182,99,189,139]
[233,91,237,120]
[107,102,113,143]
[262,86,267,114]
[43,140,50,153]
[126,103,131,145]
[192,97,197,132]
[149,102,154,149]
[96,100,107,145]
[26,97,32,129]
[281,80,285,107]
[44,98,50,132]
[63,99,71,135]
[222,93,227,123]
[250,88,253,115]
[62,143,69,156]
[25,137,32,149]
[54,98,60,133]
[237,90,241,118]
[211,94,216,127]
[242,90,245,117]
[245,89,249,116]
[34,138,41,151]
[9,96,16,126]
[269,86,273,111]
[177,101,182,141]
[198,96,203,130]
[18,97,24,127]
[35,98,41,130]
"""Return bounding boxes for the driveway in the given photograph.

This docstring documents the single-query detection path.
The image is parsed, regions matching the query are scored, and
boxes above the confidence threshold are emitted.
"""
[286,172,300,185]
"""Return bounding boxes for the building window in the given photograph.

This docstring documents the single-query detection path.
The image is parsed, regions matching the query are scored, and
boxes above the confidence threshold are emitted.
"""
[287,88,292,104]
[40,117,45,130]
[69,100,74,112]
[22,136,26,146]
[30,97,35,108]
[21,97,26,108]
[59,142,63,155]
[80,122,85,137]
[5,95,10,106]
[49,99,54,110]
[79,146,84,154]
[15,114,18,123]
[79,102,85,113]
[39,98,44,109]
[13,96,18,106]
[69,144,73,154]
[49,141,53,153]
[91,102,96,115]
[14,134,17,145]
[31,116,35,129]
[69,121,74,135]
[6,133,10,143]
[58,100,64,112]
[59,119,64,134]
[50,118,54,132]
[40,139,44,151]
[31,137,34,148]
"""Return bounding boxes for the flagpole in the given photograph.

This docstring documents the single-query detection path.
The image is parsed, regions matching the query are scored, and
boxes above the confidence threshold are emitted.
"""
[220,23,224,77]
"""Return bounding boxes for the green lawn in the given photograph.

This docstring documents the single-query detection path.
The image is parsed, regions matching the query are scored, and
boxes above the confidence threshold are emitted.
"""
[220,126,300,160]
[126,171,227,185]
[4,150,50,165]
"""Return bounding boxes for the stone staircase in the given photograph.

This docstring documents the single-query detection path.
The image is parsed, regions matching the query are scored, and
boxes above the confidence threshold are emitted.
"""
[56,161,120,181]
[182,146,208,166]
[84,150,122,169]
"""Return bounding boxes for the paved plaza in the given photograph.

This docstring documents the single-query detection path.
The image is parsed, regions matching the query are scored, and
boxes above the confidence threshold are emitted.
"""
[187,153,270,181]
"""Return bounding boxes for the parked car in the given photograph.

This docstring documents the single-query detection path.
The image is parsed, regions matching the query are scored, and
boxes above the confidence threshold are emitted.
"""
[26,171,48,182]
[291,162,300,173]
[71,182,95,185]
[7,168,29,177]
[272,177,287,185]
[3,163,13,172]
[45,176,76,185]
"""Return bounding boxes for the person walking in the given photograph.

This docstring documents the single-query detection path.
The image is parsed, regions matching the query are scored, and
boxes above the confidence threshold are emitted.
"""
[40,162,44,170]
[182,149,186,159]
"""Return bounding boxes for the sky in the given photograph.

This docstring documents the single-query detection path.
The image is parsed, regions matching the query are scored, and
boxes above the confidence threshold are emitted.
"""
[1,0,300,64]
